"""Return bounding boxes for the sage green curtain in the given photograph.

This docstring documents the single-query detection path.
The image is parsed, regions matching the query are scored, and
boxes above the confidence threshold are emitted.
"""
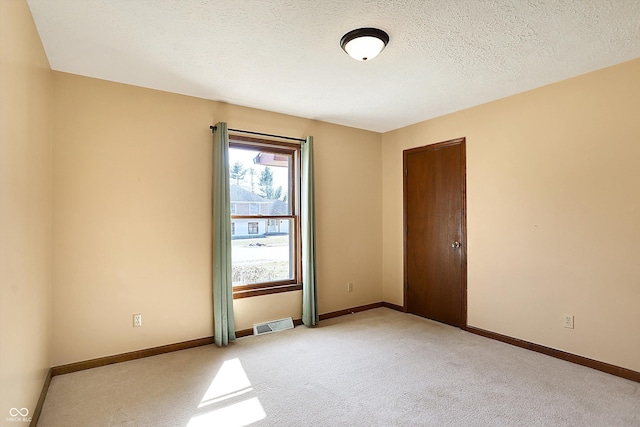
[212,122,236,346]
[301,136,318,326]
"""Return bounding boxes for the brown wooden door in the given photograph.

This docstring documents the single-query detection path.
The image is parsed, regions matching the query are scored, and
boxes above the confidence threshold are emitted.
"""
[404,138,466,327]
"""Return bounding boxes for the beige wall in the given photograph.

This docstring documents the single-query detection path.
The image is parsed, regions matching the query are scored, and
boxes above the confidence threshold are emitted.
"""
[0,0,53,421]
[51,73,382,365]
[382,58,640,372]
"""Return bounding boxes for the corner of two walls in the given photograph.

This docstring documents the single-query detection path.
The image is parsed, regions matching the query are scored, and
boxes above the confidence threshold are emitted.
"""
[381,58,640,372]
[0,0,53,420]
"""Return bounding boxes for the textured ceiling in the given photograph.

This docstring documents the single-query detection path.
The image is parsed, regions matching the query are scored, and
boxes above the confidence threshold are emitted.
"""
[27,0,640,133]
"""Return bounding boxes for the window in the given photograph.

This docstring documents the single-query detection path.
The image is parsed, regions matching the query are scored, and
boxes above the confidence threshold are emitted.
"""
[231,222,235,236]
[247,222,259,235]
[229,136,301,298]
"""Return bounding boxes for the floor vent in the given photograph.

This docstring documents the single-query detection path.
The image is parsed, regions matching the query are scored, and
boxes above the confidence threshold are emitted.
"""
[253,317,294,336]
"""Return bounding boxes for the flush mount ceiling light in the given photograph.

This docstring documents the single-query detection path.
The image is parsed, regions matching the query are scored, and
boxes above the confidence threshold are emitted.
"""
[340,27,389,61]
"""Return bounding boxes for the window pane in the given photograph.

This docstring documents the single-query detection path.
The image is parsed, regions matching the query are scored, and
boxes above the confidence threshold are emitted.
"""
[231,219,294,286]
[229,147,291,216]
[247,222,259,234]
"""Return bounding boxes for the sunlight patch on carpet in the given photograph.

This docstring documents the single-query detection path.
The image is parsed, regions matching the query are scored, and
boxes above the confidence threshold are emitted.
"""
[187,397,266,427]
[188,358,266,426]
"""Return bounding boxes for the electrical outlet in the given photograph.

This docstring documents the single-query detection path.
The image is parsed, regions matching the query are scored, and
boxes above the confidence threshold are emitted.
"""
[133,313,142,328]
[347,283,353,293]
[563,314,574,329]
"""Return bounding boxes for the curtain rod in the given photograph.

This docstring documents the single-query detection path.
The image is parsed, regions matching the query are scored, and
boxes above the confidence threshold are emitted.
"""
[209,125,306,143]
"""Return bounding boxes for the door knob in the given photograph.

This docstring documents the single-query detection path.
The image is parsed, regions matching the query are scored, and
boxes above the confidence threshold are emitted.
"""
[452,241,461,248]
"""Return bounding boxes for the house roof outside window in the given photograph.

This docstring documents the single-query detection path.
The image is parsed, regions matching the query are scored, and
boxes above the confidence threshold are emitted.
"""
[230,184,288,215]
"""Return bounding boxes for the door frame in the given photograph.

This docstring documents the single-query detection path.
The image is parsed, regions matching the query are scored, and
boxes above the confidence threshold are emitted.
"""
[402,137,468,329]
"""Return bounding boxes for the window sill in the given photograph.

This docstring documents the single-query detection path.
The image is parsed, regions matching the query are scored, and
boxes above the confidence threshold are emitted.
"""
[233,283,302,299]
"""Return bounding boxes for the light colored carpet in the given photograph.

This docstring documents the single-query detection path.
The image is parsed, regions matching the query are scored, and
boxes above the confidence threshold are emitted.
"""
[39,308,639,426]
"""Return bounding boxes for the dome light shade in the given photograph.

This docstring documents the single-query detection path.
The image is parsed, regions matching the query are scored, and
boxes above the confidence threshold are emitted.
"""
[340,28,389,61]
